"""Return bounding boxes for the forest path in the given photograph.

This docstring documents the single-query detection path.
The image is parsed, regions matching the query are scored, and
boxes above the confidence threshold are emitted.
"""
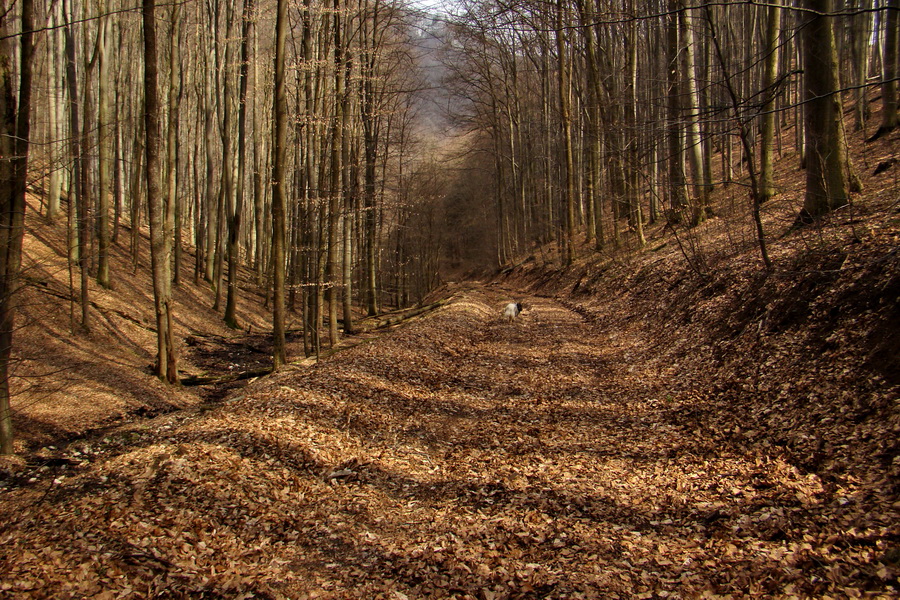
[0,284,860,598]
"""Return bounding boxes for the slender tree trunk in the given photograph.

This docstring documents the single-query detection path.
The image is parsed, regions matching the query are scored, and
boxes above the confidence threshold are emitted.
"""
[0,0,35,454]
[252,21,265,287]
[225,0,255,329]
[143,0,178,383]
[80,1,99,280]
[556,0,576,266]
[203,45,217,283]
[760,0,782,203]
[129,107,144,271]
[168,2,183,287]
[47,2,63,221]
[341,51,354,335]
[214,1,235,312]
[360,0,379,316]
[625,7,645,247]
[271,0,288,368]
[681,0,709,225]
[576,0,604,251]
[96,9,112,288]
[327,0,345,347]
[666,0,688,221]
[851,1,873,131]
[112,91,123,244]
[63,0,89,330]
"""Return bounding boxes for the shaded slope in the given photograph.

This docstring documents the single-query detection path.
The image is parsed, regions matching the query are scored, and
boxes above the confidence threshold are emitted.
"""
[1,285,896,598]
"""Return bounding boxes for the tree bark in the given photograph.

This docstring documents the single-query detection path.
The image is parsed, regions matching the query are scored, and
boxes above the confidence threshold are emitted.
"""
[556,0,576,266]
[0,0,35,454]
[760,0,782,203]
[168,2,183,287]
[96,8,112,288]
[879,0,899,132]
[800,0,851,220]
[63,0,89,330]
[271,0,288,368]
[225,0,255,329]
[143,0,178,383]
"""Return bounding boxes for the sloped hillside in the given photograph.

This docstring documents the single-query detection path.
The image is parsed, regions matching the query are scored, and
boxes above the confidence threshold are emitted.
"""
[495,127,900,494]
[7,199,277,451]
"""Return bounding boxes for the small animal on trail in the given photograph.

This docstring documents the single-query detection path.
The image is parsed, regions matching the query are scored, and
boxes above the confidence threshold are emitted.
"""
[502,302,524,322]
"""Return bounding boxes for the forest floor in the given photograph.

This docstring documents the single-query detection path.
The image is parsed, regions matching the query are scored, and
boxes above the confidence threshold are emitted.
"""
[1,271,898,598]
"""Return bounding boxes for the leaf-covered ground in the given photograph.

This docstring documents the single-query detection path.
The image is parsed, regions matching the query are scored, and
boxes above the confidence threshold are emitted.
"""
[1,283,896,599]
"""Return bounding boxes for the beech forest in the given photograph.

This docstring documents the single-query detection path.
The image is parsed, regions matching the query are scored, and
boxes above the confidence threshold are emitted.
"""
[0,0,898,598]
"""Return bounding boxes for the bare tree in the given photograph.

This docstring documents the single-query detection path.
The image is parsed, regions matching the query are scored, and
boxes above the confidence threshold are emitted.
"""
[759,0,782,203]
[96,5,112,288]
[225,0,255,329]
[800,0,853,221]
[556,0,576,266]
[0,0,34,453]
[143,0,178,383]
[271,0,288,368]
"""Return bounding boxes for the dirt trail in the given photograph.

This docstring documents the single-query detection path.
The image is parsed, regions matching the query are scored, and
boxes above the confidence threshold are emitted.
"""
[0,285,892,599]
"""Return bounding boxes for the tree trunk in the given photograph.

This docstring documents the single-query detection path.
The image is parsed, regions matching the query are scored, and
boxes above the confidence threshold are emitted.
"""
[63,0,89,330]
[556,0,576,266]
[252,20,266,288]
[271,0,288,368]
[850,1,873,131]
[143,0,178,383]
[625,7,645,247]
[327,0,345,347]
[112,90,123,244]
[341,54,354,335]
[760,0,782,203]
[666,0,688,221]
[879,0,899,132]
[225,0,255,329]
[800,0,851,220]
[0,0,35,454]
[361,0,379,316]
[168,2,183,287]
[214,1,235,312]
[680,0,709,225]
[96,9,112,288]
[129,107,144,272]
[47,2,63,221]
[203,42,217,283]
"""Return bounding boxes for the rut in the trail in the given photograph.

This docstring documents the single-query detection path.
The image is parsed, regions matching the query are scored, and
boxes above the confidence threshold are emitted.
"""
[1,286,884,599]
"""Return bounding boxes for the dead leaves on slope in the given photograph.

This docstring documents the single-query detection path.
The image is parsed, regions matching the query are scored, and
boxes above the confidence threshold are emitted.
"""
[1,287,898,599]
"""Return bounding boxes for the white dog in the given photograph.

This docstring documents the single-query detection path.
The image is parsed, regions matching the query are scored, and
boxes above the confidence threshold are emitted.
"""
[502,302,523,322]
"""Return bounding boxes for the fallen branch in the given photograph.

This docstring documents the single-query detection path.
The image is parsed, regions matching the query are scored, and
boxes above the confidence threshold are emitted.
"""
[353,299,449,333]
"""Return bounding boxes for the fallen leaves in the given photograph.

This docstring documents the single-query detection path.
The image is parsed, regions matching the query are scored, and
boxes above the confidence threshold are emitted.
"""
[1,286,897,599]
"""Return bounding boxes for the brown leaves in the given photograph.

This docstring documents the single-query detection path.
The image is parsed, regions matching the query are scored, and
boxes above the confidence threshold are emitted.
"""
[2,287,898,598]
